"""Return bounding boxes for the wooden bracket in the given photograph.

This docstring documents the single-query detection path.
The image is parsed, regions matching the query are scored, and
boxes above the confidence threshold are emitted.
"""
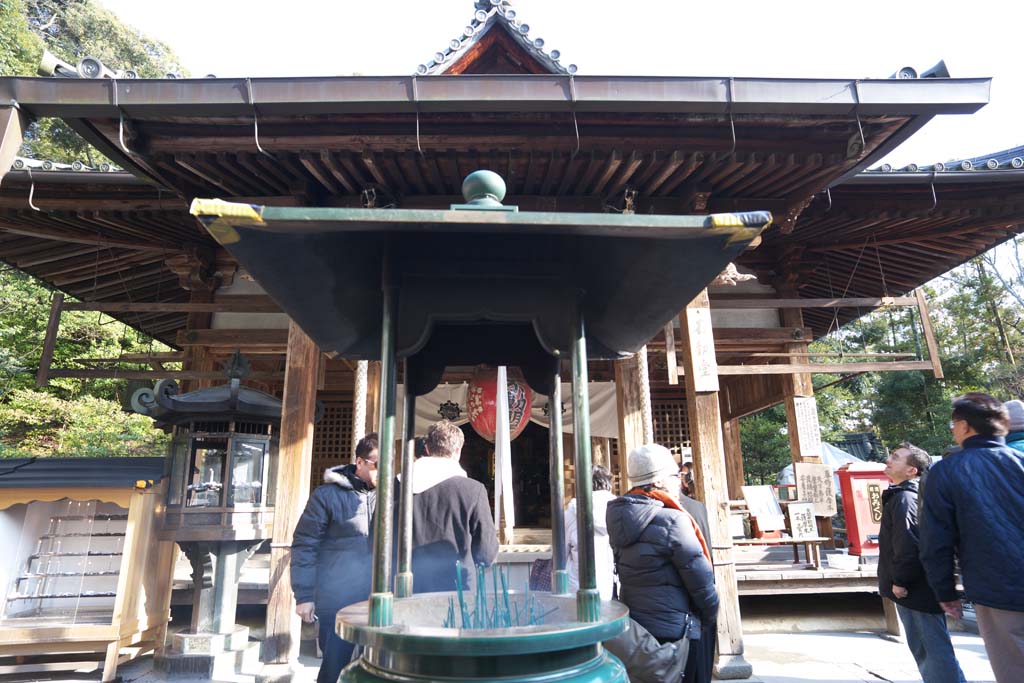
[35,293,64,387]
[914,288,944,379]
[777,195,814,234]
[165,248,219,292]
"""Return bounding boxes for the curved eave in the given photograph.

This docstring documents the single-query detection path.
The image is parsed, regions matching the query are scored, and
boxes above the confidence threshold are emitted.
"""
[0,75,991,117]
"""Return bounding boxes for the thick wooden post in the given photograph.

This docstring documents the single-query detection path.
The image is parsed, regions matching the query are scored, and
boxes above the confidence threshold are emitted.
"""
[258,321,318,682]
[365,360,382,437]
[614,348,653,493]
[780,301,822,464]
[722,417,745,500]
[779,298,832,541]
[681,290,752,680]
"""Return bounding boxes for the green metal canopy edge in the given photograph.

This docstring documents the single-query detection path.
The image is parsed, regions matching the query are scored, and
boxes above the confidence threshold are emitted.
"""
[189,198,770,364]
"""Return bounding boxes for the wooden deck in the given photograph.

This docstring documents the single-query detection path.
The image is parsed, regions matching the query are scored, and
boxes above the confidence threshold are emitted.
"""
[172,543,882,605]
[736,544,879,595]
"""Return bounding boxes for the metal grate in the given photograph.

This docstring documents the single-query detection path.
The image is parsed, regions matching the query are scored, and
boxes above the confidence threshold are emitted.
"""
[311,400,354,491]
[651,397,691,460]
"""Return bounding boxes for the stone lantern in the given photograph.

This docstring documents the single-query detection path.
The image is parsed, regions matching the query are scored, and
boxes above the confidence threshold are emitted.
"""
[132,352,281,677]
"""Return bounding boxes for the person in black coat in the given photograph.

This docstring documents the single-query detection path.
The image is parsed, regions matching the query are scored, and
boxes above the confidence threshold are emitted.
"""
[879,442,965,683]
[608,443,718,682]
[407,420,499,593]
[291,434,378,683]
[678,476,715,683]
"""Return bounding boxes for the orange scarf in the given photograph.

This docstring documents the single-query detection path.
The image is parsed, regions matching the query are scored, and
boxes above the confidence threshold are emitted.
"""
[628,487,712,563]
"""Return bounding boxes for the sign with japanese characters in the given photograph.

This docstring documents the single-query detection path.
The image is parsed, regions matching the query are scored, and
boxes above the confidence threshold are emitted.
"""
[794,462,836,516]
[867,482,884,524]
[788,501,817,539]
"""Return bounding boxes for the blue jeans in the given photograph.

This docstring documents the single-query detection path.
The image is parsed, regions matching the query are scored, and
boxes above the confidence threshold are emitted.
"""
[316,612,357,683]
[896,604,966,683]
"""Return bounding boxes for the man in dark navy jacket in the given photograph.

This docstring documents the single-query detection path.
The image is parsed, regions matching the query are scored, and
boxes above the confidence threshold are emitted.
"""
[879,442,965,683]
[921,393,1024,683]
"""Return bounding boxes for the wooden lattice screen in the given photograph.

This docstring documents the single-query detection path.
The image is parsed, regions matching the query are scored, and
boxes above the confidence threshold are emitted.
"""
[311,399,354,491]
[651,396,691,461]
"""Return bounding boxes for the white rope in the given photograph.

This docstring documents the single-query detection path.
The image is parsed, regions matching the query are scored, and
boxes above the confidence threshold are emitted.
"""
[637,346,654,443]
[352,360,369,459]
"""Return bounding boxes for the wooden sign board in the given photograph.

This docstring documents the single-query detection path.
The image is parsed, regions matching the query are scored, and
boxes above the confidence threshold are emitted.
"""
[683,307,719,393]
[741,485,785,531]
[794,462,836,516]
[787,501,817,539]
[793,396,822,457]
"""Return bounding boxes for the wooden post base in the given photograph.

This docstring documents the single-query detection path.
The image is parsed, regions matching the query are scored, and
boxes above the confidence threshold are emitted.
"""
[713,652,754,680]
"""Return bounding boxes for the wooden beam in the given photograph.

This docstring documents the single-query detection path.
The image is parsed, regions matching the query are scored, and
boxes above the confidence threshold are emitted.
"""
[614,351,653,493]
[708,360,934,375]
[663,322,679,385]
[709,297,917,309]
[0,219,175,251]
[176,328,289,347]
[262,321,319,672]
[64,296,279,314]
[680,289,750,678]
[712,327,811,342]
[35,293,64,387]
[47,369,283,381]
[914,288,944,379]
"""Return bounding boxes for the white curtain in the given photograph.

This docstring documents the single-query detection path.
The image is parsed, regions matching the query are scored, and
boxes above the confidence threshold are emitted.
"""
[394,381,620,439]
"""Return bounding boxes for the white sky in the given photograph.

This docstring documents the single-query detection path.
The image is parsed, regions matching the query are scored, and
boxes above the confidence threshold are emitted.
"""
[94,0,1022,168]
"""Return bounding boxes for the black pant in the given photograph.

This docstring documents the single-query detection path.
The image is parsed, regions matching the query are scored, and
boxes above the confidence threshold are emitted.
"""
[316,612,357,683]
[685,620,716,683]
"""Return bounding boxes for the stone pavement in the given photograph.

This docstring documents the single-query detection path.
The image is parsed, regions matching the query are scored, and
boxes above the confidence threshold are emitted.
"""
[15,628,995,683]
[741,630,995,682]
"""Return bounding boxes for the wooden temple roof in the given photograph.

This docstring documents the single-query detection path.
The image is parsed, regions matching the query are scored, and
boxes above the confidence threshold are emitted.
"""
[0,70,1012,351]
[0,0,1014,360]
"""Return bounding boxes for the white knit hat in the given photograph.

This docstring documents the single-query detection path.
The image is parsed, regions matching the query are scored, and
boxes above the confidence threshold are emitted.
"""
[627,443,679,487]
[1005,399,1024,432]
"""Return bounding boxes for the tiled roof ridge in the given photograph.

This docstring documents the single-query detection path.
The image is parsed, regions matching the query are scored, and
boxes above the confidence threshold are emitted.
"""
[866,145,1024,174]
[11,156,120,173]
[415,0,576,76]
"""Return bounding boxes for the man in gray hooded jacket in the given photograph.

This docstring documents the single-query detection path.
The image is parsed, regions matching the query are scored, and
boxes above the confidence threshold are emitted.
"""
[291,433,378,683]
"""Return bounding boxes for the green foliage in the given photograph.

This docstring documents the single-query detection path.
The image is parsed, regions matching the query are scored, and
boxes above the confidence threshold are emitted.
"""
[0,268,173,458]
[18,0,186,163]
[0,388,169,457]
[0,267,166,400]
[739,406,791,485]
[0,0,43,77]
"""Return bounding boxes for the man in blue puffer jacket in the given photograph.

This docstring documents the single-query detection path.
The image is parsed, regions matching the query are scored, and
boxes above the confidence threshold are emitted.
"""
[920,393,1024,683]
[292,433,378,683]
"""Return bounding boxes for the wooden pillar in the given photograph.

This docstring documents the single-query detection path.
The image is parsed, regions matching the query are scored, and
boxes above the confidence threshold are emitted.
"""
[680,290,752,680]
[614,348,653,493]
[368,360,385,436]
[881,597,906,639]
[259,321,319,682]
[722,417,745,501]
[780,302,822,464]
[779,297,833,541]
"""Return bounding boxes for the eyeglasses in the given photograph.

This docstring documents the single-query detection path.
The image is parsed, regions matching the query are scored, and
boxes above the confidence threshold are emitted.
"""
[358,457,379,470]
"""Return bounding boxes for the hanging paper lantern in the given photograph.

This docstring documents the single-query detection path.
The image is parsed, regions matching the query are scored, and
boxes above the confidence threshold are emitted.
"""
[467,367,533,443]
